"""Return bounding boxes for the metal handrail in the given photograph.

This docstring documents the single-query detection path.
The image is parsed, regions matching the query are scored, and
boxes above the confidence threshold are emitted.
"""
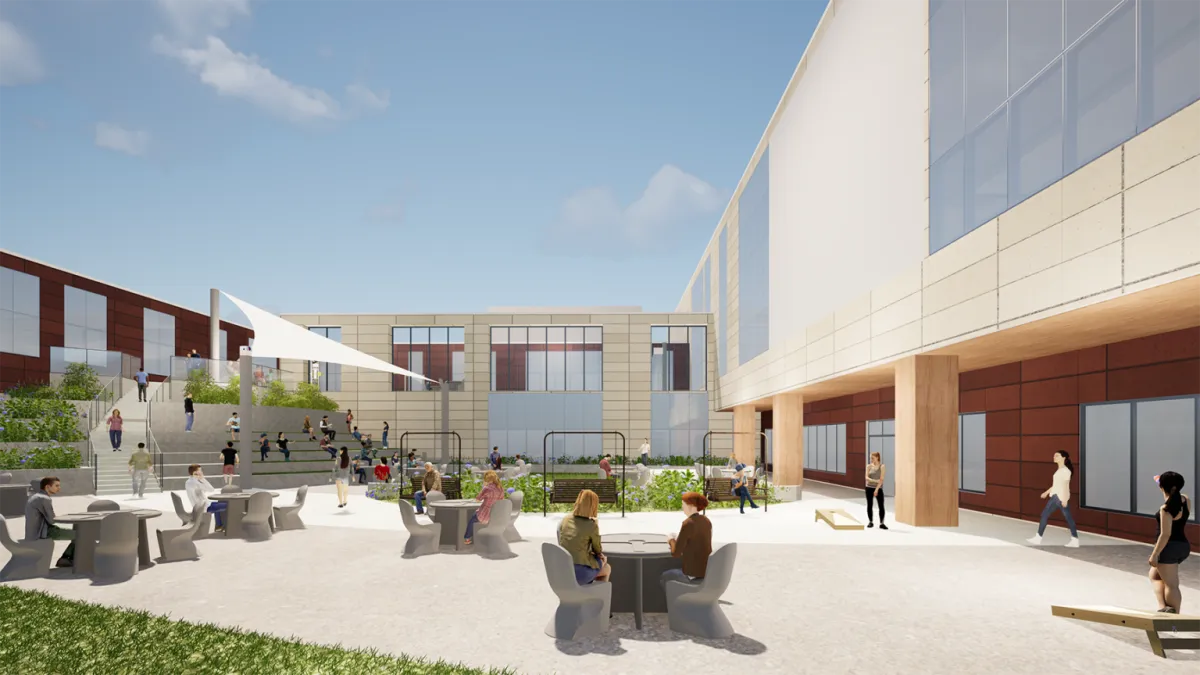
[147,426,165,491]
[87,374,124,431]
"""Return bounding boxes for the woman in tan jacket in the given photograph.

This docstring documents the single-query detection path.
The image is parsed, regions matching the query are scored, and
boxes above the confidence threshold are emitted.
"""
[557,489,611,585]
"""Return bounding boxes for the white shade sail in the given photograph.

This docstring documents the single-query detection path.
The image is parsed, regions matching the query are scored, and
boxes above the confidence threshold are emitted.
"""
[223,292,434,382]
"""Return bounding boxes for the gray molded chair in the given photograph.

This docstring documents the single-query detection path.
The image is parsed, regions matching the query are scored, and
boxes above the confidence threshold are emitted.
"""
[0,514,54,581]
[664,543,738,639]
[0,472,11,484]
[425,490,445,517]
[241,492,274,541]
[156,504,206,562]
[87,500,120,512]
[502,467,520,479]
[272,485,308,531]
[504,490,524,543]
[93,511,139,583]
[541,542,611,640]
[398,499,441,558]
[473,499,514,560]
[220,484,241,494]
[170,491,213,536]
[633,465,651,488]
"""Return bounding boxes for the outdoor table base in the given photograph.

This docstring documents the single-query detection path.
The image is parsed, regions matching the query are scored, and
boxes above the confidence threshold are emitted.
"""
[428,500,478,551]
[208,492,280,539]
[603,533,680,630]
[56,509,162,575]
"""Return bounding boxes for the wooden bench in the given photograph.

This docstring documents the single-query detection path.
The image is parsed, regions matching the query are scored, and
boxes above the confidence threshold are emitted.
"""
[1051,605,1200,658]
[815,508,864,531]
[550,479,617,505]
[705,477,756,503]
[409,476,461,500]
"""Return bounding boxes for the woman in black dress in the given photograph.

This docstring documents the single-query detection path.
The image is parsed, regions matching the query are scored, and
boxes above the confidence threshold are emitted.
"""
[1148,471,1191,614]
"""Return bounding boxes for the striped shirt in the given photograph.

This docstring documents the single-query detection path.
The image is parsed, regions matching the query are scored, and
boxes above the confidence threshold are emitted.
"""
[475,482,504,523]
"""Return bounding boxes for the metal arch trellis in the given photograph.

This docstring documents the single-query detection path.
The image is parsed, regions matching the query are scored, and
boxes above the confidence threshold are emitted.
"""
[542,431,628,518]
[398,431,463,477]
[702,430,770,512]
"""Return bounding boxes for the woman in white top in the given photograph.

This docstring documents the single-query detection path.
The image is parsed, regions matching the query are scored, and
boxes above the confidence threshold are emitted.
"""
[1027,450,1080,547]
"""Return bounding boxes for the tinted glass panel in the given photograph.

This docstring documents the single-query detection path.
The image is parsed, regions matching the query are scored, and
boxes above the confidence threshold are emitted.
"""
[1010,0,1064,94]
[1135,398,1197,517]
[1009,61,1063,206]
[930,143,966,252]
[1065,1,1137,172]
[1083,402,1133,511]
[964,0,1008,129]
[967,108,1008,227]
[717,229,728,376]
[738,150,770,364]
[1139,0,1200,131]
[930,0,966,162]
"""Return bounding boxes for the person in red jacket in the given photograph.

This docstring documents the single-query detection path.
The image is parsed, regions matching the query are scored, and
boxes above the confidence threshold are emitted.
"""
[373,461,392,483]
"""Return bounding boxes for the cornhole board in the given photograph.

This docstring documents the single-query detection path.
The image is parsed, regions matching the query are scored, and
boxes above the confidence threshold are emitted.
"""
[815,508,863,531]
[1051,605,1200,658]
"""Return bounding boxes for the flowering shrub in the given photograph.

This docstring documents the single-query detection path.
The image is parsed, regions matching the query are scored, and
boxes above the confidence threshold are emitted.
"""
[0,443,83,470]
[0,395,86,443]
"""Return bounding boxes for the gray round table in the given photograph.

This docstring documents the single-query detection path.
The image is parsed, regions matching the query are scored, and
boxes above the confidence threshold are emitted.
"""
[208,491,280,538]
[57,508,162,574]
[427,499,480,550]
[602,533,679,629]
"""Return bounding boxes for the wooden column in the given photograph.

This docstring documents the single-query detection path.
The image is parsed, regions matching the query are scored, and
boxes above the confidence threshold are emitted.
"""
[894,354,960,527]
[772,393,804,487]
[733,405,757,464]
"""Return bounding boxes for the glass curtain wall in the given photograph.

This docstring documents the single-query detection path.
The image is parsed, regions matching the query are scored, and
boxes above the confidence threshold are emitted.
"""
[0,268,39,357]
[63,286,107,370]
[738,149,770,364]
[307,326,342,392]
[491,326,602,392]
[650,326,707,392]
[650,392,709,459]
[142,308,176,376]
[392,326,465,391]
[488,393,604,460]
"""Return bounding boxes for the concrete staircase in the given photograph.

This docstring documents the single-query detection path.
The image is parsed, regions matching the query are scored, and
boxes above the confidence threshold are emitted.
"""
[92,383,164,497]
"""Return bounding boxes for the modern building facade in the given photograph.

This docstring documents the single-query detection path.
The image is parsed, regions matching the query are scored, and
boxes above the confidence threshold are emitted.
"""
[275,311,734,463]
[677,0,1199,545]
[0,251,254,390]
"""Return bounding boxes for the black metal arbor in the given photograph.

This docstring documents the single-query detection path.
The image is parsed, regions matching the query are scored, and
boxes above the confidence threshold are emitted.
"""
[542,431,628,517]
[398,431,463,476]
[702,430,769,512]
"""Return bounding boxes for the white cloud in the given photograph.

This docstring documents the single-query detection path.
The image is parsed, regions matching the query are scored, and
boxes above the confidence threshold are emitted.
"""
[94,123,151,157]
[345,83,390,113]
[156,0,250,40]
[0,19,45,86]
[548,165,727,255]
[152,35,341,123]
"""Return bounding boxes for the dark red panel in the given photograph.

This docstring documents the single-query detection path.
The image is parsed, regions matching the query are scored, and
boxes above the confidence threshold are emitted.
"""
[983,484,1021,513]
[960,389,987,413]
[1020,434,1078,462]
[1078,346,1107,373]
[1021,405,1080,435]
[960,362,1022,391]
[1020,462,1054,489]
[878,401,895,418]
[852,389,880,406]
[985,384,1022,411]
[1107,328,1200,369]
[1108,359,1200,400]
[852,403,881,422]
[986,460,1021,487]
[1078,372,1107,403]
[1021,377,1079,408]
[1022,351,1079,382]
[986,410,1021,436]
[987,435,1021,461]
[878,387,895,402]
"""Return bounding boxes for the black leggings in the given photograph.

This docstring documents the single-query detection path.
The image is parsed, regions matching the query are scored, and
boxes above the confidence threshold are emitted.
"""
[865,486,885,523]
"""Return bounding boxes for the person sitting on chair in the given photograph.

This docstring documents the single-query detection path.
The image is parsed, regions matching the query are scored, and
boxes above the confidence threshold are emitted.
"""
[662,491,712,589]
[731,464,758,513]
[25,476,77,567]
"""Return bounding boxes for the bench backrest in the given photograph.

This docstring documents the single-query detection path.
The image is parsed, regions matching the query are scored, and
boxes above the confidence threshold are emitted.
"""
[409,475,461,499]
[550,478,618,504]
[705,477,755,499]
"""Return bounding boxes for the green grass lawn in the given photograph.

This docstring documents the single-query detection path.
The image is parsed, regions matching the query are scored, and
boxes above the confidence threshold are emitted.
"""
[0,587,514,675]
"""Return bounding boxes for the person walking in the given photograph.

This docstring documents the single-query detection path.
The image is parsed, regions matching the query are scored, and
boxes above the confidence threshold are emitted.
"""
[345,409,354,434]
[106,409,124,451]
[662,491,712,589]
[639,438,651,465]
[334,447,352,508]
[865,451,888,530]
[464,470,504,546]
[129,442,152,498]
[277,432,291,461]
[1148,471,1191,614]
[731,464,758,513]
[303,415,315,441]
[226,412,240,442]
[1026,450,1080,548]
[219,441,239,487]
[382,421,389,450]
[134,366,149,402]
[183,393,195,433]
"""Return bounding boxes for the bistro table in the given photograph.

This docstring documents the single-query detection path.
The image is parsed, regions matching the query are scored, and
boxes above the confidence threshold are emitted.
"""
[602,532,681,630]
[208,491,280,538]
[427,499,479,551]
[55,508,162,575]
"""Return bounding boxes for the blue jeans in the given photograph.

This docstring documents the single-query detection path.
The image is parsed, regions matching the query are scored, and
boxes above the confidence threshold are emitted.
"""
[734,485,756,510]
[109,429,122,449]
[382,432,388,448]
[414,491,427,512]
[185,412,194,431]
[465,513,481,540]
[207,502,227,528]
[1037,495,1077,537]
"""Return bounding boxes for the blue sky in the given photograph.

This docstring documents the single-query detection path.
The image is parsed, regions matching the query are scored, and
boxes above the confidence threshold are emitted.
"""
[0,0,825,319]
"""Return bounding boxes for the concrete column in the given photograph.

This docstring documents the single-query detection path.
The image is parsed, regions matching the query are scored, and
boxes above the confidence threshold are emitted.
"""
[209,289,221,380]
[894,354,960,527]
[733,405,756,464]
[772,392,804,500]
[239,346,254,490]
[440,380,450,460]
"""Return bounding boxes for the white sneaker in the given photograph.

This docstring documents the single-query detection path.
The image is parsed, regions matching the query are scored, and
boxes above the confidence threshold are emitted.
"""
[1026,535,1043,545]
[1065,537,1080,548]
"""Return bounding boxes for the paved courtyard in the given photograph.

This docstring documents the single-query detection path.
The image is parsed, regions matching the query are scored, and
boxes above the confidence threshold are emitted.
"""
[3,482,1197,674]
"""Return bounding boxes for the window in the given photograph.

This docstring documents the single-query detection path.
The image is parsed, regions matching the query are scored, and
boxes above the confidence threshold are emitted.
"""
[959,413,987,493]
[0,267,39,357]
[142,308,176,376]
[1083,396,1199,520]
[738,149,770,364]
[63,286,106,352]
[690,258,711,314]
[718,229,728,377]
[866,420,897,497]
[491,326,601,392]
[928,0,1199,253]
[307,326,342,392]
[650,326,707,392]
[651,392,709,458]
[488,393,603,460]
[219,329,228,362]
[804,423,847,474]
[393,326,465,391]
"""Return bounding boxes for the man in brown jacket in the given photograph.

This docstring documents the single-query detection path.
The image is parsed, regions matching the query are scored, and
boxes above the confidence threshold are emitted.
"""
[414,462,441,514]
[662,491,713,588]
